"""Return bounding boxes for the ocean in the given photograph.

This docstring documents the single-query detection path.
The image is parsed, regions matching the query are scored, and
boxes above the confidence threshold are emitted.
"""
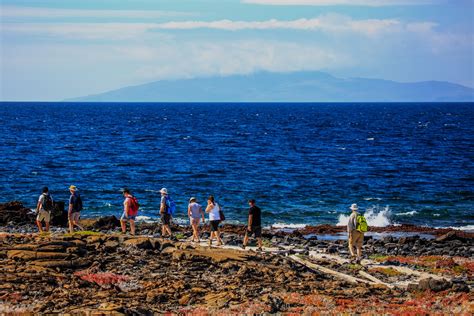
[0,102,473,230]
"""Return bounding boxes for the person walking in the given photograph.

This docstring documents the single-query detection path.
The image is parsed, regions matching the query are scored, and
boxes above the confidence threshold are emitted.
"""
[205,195,223,246]
[347,203,364,263]
[242,199,263,250]
[68,185,84,234]
[120,188,139,235]
[35,186,53,233]
[188,197,205,242]
[160,188,173,238]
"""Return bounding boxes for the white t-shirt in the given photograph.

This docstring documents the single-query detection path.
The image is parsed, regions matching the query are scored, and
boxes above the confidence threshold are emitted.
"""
[209,203,221,221]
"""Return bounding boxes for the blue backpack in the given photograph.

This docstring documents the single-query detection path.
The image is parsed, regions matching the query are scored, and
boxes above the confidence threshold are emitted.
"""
[165,196,176,216]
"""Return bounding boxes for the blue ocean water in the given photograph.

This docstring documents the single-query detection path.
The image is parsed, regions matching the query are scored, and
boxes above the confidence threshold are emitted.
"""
[0,102,473,229]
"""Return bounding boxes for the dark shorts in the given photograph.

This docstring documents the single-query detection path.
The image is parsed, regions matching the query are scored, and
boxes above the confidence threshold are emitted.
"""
[161,213,171,225]
[210,220,220,232]
[246,226,262,238]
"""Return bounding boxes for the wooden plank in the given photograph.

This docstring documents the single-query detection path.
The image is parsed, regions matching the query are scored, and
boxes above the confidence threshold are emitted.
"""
[358,270,394,288]
[289,255,374,285]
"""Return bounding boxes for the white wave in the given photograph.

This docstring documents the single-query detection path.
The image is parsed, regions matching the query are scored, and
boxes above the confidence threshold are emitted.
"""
[337,205,392,227]
[104,203,112,207]
[436,225,474,232]
[433,213,441,217]
[135,215,152,222]
[145,189,161,193]
[363,197,382,201]
[271,223,307,229]
[367,137,374,141]
[395,211,418,216]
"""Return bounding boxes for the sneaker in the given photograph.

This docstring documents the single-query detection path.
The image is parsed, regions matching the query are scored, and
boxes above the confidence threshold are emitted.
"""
[241,244,246,250]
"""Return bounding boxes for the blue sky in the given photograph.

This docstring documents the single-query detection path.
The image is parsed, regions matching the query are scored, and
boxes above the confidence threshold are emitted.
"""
[1,0,473,100]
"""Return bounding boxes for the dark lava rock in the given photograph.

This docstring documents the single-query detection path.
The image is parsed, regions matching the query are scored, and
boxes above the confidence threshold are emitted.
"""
[0,201,35,225]
[417,278,452,292]
[436,231,466,243]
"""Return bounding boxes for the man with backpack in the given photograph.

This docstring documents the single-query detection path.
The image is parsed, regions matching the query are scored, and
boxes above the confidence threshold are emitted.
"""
[120,188,139,235]
[68,185,84,234]
[347,203,368,264]
[159,188,173,238]
[36,186,54,233]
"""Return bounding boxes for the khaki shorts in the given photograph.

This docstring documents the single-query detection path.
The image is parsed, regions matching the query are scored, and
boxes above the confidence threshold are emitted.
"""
[190,218,200,226]
[349,230,364,248]
[69,212,80,223]
[36,210,51,223]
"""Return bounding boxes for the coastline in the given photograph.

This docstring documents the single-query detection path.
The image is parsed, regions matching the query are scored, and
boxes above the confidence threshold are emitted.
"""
[1,201,473,313]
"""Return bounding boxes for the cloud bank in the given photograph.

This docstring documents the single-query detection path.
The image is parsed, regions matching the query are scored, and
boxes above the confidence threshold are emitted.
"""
[242,0,436,6]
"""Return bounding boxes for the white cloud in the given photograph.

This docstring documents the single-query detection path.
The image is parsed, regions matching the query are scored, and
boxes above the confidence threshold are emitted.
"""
[242,0,436,6]
[123,40,351,81]
[156,16,401,36]
[2,15,403,39]
[0,6,193,19]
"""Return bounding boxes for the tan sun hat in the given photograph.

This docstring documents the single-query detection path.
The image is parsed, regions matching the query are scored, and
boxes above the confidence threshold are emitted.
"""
[160,188,168,195]
[69,185,77,191]
[350,203,358,211]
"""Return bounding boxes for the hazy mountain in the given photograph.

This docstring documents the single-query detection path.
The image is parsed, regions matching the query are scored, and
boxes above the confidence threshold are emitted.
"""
[67,71,474,102]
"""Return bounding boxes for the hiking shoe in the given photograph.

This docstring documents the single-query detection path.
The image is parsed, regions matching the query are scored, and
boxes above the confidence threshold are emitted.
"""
[241,244,246,250]
[257,247,263,252]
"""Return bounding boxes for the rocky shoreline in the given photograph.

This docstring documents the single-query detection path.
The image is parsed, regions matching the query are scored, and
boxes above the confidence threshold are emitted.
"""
[1,201,473,314]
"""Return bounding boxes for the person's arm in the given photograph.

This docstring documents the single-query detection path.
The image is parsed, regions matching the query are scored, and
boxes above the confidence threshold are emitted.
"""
[68,196,73,215]
[199,206,205,222]
[205,203,213,213]
[36,198,41,214]
[160,199,165,214]
[248,214,253,231]
[125,198,130,217]
[188,204,192,217]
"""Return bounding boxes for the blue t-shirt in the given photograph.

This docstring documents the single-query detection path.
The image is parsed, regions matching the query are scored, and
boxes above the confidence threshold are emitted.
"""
[69,193,82,213]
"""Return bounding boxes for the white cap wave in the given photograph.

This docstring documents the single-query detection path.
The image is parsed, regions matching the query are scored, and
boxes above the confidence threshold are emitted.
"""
[337,205,392,227]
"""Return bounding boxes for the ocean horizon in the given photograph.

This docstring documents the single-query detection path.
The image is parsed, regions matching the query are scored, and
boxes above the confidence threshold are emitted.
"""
[1,102,473,230]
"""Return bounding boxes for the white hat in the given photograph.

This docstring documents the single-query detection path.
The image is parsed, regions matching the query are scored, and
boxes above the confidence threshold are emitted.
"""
[350,203,359,211]
[160,188,168,195]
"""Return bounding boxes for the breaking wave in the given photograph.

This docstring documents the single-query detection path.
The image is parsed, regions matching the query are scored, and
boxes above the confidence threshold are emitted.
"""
[337,205,392,227]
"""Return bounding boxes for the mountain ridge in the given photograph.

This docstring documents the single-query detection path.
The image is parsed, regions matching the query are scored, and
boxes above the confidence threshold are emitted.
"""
[66,71,474,102]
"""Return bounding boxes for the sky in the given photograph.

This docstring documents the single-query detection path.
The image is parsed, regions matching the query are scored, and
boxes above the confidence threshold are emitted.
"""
[1,0,473,101]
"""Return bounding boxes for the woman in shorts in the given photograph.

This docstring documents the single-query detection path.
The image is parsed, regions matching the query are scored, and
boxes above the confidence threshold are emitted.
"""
[205,195,223,246]
[188,197,205,242]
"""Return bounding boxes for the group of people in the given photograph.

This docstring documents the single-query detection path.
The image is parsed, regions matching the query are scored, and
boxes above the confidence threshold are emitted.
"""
[35,187,366,260]
[35,185,83,234]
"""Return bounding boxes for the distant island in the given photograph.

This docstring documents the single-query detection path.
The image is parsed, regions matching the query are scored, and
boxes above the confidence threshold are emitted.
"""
[67,71,474,102]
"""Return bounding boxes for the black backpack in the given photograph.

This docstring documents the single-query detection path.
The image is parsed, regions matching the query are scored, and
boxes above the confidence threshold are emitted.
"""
[42,194,54,211]
[73,195,83,212]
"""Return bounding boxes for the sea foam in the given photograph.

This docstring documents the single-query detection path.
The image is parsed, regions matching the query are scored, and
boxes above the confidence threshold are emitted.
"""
[337,206,392,227]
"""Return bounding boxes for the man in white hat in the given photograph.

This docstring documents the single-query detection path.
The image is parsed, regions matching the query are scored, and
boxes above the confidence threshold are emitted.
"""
[68,185,83,234]
[347,203,363,263]
[160,188,172,238]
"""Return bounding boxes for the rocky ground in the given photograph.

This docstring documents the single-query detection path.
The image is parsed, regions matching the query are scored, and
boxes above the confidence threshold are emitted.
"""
[1,201,473,314]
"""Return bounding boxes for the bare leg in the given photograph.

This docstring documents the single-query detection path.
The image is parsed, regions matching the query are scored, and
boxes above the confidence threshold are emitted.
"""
[192,224,198,241]
[130,220,135,235]
[243,233,249,248]
[216,229,222,246]
[69,220,74,234]
[36,221,43,233]
[164,225,172,237]
[257,237,263,249]
[45,222,50,232]
[120,219,127,233]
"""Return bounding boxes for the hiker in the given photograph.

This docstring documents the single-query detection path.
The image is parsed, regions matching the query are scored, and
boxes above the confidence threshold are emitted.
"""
[120,188,139,235]
[36,186,53,233]
[68,185,84,234]
[205,195,223,246]
[242,199,263,250]
[347,203,365,263]
[160,188,173,238]
[188,197,205,242]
